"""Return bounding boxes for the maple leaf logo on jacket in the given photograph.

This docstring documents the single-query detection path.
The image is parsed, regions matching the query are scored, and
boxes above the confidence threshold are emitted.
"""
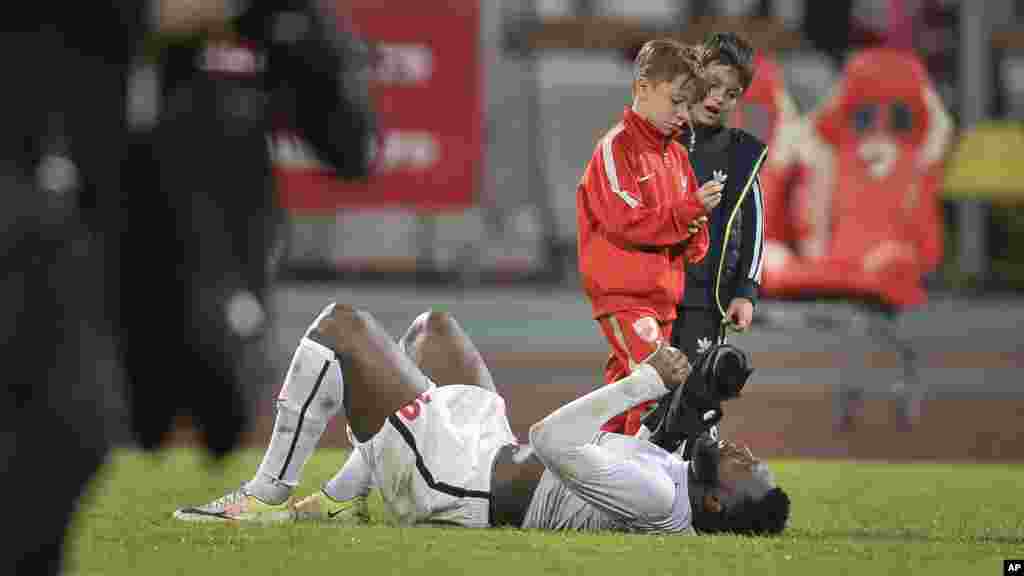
[696,337,713,355]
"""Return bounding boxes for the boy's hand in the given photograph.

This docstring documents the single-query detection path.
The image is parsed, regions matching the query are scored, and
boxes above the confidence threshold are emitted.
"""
[687,215,709,235]
[696,181,723,211]
[726,297,754,332]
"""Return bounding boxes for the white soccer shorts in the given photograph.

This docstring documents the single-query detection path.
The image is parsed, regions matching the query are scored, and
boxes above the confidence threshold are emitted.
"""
[355,384,517,527]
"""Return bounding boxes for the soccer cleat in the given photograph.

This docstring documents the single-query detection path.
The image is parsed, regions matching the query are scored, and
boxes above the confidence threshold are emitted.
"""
[172,485,295,523]
[292,490,369,524]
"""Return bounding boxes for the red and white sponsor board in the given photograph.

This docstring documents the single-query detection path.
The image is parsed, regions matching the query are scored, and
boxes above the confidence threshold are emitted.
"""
[275,1,482,213]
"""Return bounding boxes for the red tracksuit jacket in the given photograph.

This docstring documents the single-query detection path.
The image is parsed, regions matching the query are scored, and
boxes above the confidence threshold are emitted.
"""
[577,107,710,322]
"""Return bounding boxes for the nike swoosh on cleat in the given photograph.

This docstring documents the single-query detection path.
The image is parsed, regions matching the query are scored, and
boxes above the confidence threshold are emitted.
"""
[638,173,654,182]
[327,508,345,519]
[177,507,234,520]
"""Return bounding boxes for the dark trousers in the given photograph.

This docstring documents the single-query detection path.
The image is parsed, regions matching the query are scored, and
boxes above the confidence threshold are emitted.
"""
[670,306,724,362]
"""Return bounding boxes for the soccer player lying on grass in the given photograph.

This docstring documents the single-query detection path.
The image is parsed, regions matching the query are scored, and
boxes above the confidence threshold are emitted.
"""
[174,303,790,534]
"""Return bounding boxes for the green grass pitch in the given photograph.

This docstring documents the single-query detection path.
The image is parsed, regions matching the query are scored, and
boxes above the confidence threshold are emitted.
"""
[67,448,1023,575]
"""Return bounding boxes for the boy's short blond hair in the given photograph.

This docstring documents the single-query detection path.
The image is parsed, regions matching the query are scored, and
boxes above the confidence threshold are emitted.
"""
[633,39,704,93]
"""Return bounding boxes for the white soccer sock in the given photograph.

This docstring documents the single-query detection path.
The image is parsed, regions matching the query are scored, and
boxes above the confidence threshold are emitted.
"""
[248,336,344,504]
[323,442,374,502]
[529,364,669,458]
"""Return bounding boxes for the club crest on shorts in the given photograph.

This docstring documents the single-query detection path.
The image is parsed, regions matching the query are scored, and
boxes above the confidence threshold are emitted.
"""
[632,317,660,344]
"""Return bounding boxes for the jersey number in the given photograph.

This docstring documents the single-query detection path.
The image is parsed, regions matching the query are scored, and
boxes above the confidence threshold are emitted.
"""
[398,391,432,422]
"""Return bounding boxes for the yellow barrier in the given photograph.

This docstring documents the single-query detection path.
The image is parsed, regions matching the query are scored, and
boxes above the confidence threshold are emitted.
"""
[944,122,1024,202]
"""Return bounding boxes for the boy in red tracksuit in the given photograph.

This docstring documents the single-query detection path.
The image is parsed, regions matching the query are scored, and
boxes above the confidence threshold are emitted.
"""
[577,39,724,435]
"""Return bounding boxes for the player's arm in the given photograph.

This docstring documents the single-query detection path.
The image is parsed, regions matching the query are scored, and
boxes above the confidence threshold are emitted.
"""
[528,347,690,520]
[539,434,679,522]
[586,137,707,248]
[729,172,766,305]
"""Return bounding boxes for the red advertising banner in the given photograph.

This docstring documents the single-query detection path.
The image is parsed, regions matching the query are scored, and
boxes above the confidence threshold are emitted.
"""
[275,1,481,213]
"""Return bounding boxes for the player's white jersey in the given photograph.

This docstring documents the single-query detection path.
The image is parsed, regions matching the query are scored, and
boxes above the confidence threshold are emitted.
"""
[521,433,694,533]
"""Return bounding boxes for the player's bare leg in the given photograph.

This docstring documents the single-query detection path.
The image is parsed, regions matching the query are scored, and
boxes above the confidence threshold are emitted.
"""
[398,309,497,393]
[300,309,501,522]
[396,310,548,527]
[311,304,431,442]
[174,302,432,521]
[291,307,500,524]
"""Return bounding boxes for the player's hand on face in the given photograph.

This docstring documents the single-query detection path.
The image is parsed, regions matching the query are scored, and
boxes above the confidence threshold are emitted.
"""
[696,181,723,211]
[687,215,709,235]
[646,344,691,390]
[726,297,754,332]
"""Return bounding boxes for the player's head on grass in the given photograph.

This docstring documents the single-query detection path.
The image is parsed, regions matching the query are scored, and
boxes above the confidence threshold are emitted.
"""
[689,439,791,535]
[691,32,756,129]
[631,39,704,136]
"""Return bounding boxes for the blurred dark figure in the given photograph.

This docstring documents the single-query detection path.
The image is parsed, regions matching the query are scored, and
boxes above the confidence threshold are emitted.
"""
[1,8,145,576]
[803,0,855,67]
[120,0,375,456]
[0,2,374,574]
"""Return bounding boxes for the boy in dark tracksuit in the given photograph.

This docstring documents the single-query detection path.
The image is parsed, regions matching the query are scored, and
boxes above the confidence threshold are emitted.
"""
[642,34,766,446]
[673,33,766,356]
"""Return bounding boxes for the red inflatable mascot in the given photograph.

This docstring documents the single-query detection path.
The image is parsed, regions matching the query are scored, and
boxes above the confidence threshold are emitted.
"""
[760,48,952,309]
